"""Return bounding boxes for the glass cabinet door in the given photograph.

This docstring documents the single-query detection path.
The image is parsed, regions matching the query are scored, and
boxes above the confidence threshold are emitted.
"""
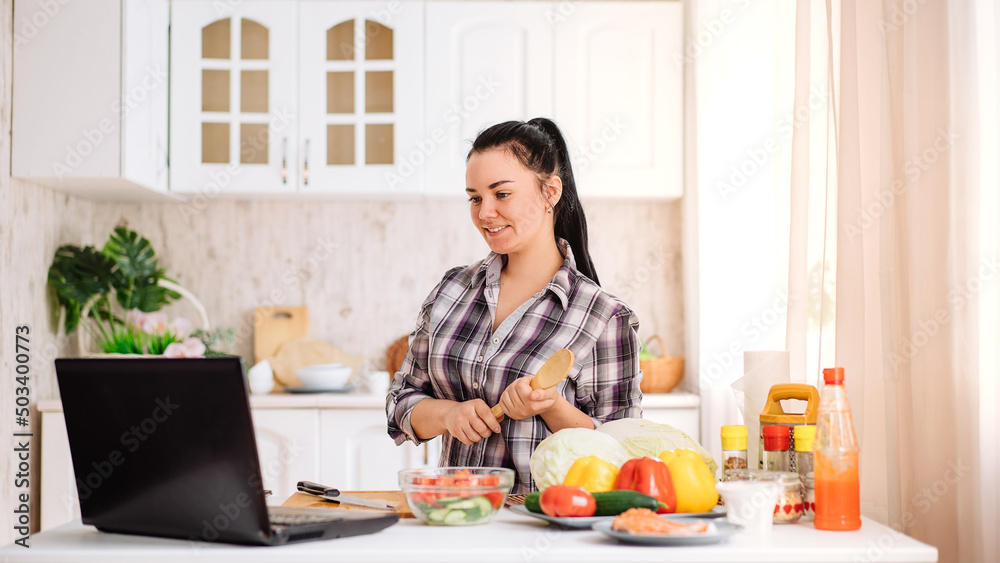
[170,1,298,193]
[298,2,424,194]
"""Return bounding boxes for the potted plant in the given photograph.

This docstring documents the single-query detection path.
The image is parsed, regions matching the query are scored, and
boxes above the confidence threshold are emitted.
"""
[47,226,224,357]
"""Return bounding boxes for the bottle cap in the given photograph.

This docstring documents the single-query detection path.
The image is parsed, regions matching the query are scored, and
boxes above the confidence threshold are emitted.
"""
[823,367,845,384]
[793,425,816,452]
[762,424,790,451]
[720,425,748,450]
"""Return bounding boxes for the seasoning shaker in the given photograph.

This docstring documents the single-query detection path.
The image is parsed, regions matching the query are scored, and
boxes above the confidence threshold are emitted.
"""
[758,384,820,471]
[762,425,791,472]
[794,424,816,521]
[720,425,749,480]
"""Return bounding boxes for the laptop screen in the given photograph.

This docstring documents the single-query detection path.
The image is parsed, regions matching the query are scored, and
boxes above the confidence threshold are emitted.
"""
[55,357,273,544]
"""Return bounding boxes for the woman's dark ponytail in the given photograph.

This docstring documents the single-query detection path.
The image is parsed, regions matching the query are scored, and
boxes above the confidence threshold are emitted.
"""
[469,118,601,286]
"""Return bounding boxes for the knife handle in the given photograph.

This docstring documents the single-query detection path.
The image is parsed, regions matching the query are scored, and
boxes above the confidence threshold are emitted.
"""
[297,480,339,497]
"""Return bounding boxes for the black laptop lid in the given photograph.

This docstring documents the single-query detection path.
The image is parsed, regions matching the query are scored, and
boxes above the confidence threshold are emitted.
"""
[55,357,272,545]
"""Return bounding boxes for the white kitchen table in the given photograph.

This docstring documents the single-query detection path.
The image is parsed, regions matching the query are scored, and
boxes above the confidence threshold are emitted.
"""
[1,508,937,562]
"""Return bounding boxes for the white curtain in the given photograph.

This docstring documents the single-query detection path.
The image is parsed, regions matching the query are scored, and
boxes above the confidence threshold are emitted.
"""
[785,1,999,561]
[691,0,997,560]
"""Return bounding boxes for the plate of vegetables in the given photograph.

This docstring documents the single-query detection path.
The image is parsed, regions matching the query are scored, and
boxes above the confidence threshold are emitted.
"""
[509,486,667,529]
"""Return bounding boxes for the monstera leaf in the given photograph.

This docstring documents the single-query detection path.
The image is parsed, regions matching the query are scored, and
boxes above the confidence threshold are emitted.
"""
[102,227,180,311]
[47,245,116,333]
[47,227,179,334]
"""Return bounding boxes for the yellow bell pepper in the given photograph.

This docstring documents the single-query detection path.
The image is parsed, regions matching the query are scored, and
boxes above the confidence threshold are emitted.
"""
[562,455,620,493]
[659,449,719,513]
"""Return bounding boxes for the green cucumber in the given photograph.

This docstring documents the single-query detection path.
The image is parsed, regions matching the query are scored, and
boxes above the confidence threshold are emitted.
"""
[591,490,661,516]
[524,492,542,513]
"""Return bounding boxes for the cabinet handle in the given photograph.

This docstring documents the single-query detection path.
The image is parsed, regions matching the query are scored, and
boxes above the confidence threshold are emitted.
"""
[423,442,429,465]
[303,139,310,187]
[281,137,288,184]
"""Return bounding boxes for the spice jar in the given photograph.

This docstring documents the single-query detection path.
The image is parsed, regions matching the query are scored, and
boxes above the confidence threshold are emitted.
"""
[762,425,791,472]
[794,425,816,521]
[720,425,748,480]
[761,471,805,524]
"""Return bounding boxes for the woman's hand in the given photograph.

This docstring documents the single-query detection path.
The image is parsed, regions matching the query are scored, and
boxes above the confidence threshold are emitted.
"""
[498,377,561,420]
[444,399,504,445]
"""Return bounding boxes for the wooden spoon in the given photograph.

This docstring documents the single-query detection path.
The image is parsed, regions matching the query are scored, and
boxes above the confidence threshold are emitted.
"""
[490,348,575,419]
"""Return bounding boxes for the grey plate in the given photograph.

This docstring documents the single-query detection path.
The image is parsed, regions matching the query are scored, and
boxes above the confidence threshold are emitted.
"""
[507,505,611,529]
[592,518,740,546]
[663,505,727,519]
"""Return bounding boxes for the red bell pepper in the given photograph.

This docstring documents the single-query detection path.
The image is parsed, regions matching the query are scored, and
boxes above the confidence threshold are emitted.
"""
[614,457,677,513]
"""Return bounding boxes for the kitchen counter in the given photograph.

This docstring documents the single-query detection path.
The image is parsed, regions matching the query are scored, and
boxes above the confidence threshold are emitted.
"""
[0,509,937,562]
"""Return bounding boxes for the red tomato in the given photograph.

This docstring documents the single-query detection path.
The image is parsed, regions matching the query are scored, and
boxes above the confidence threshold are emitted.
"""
[485,491,504,509]
[539,486,596,517]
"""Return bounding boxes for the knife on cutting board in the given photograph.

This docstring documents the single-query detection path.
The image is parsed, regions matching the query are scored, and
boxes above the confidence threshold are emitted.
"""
[296,481,396,511]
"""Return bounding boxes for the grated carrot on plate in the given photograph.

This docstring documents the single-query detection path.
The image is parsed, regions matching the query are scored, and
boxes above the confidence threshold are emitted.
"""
[612,508,713,536]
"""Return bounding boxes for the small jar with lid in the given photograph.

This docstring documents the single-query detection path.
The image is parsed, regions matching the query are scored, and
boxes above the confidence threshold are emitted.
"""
[720,425,749,480]
[762,425,791,472]
[759,471,805,524]
[794,425,816,521]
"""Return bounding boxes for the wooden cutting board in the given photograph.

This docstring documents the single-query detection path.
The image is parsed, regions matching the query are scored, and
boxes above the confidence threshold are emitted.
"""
[281,491,414,519]
[253,306,310,364]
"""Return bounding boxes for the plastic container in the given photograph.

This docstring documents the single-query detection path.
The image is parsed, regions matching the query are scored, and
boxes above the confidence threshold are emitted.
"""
[722,469,802,524]
[794,425,816,521]
[762,425,791,472]
[758,384,820,471]
[813,367,861,531]
[715,480,782,535]
[399,467,514,526]
[721,425,749,480]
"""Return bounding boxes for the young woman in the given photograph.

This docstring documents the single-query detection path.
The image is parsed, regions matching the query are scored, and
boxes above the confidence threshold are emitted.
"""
[387,118,642,492]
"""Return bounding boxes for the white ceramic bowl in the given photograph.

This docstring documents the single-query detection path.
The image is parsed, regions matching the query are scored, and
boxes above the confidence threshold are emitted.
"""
[294,363,353,390]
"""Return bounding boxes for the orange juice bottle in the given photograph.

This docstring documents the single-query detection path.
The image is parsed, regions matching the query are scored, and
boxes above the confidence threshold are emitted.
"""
[813,367,861,530]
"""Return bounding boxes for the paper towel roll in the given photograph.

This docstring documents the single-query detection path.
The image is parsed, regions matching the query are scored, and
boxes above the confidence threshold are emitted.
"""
[731,351,790,468]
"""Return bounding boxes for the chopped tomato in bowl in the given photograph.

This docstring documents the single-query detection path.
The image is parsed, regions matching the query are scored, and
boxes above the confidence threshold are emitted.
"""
[399,467,514,526]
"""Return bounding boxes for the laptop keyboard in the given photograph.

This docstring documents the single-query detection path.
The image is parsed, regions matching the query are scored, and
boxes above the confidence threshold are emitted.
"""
[268,507,346,527]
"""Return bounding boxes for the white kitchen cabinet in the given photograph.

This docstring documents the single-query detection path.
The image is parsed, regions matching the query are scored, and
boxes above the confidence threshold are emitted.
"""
[554,1,684,199]
[319,409,440,490]
[249,409,321,503]
[170,0,424,195]
[423,1,554,197]
[170,1,300,194]
[298,2,425,195]
[11,0,171,200]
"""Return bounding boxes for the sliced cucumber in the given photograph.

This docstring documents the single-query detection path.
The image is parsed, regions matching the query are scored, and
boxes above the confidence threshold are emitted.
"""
[427,508,450,522]
[469,496,493,514]
[443,510,468,525]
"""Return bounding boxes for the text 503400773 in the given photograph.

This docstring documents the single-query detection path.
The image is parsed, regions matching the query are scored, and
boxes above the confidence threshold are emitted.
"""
[13,324,32,548]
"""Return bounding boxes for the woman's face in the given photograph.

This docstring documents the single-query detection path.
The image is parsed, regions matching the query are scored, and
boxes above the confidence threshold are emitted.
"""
[466,149,559,256]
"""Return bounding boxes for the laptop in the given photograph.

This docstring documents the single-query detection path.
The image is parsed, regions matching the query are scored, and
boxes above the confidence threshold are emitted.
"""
[54,357,399,546]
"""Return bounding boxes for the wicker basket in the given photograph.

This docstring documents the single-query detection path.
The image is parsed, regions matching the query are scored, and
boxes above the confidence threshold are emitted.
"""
[386,335,410,375]
[639,335,685,394]
[76,279,210,356]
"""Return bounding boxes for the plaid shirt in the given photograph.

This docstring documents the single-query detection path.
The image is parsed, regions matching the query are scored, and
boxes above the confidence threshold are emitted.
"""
[387,240,643,492]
